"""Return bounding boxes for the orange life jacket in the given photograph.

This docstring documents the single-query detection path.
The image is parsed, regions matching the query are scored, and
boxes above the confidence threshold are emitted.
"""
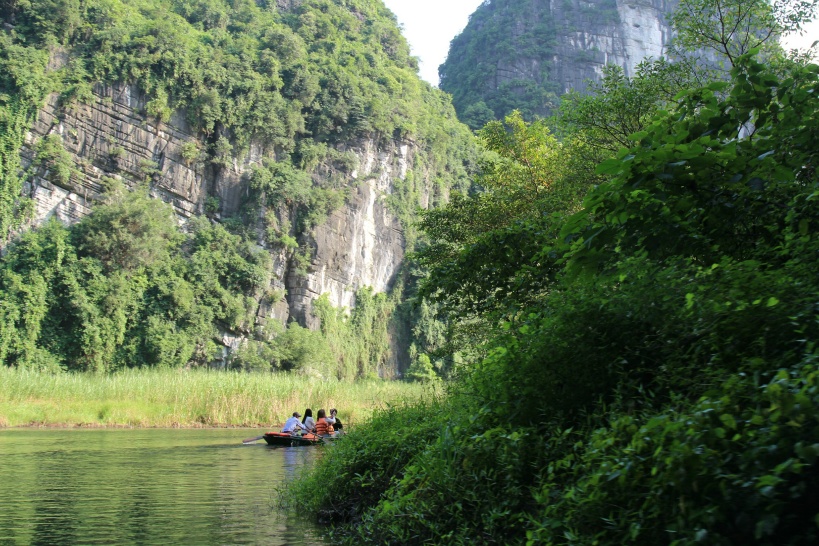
[315,417,334,436]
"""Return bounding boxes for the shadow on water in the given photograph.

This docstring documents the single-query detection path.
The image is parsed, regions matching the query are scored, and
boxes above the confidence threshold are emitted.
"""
[0,429,331,545]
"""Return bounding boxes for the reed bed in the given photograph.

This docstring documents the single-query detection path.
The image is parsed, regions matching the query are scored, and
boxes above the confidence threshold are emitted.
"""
[0,367,435,428]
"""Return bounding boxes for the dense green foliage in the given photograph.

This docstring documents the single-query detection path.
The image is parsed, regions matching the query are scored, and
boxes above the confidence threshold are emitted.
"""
[0,32,50,242]
[290,52,819,544]
[0,0,475,176]
[411,111,595,370]
[4,0,417,148]
[0,189,262,372]
[284,400,449,523]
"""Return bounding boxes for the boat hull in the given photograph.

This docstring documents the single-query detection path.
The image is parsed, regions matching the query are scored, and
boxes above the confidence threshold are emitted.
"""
[262,432,322,446]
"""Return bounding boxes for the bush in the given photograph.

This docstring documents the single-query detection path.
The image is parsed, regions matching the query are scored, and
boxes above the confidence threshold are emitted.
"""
[227,339,278,372]
[285,400,450,525]
[270,323,334,377]
[33,134,74,185]
[531,360,819,545]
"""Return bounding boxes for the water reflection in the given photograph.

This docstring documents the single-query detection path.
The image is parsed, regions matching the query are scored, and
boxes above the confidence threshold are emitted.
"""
[0,429,330,545]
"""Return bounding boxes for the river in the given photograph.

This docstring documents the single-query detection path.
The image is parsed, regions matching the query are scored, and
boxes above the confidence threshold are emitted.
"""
[0,428,331,545]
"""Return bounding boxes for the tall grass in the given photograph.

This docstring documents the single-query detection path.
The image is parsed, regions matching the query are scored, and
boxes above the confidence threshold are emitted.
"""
[0,367,434,428]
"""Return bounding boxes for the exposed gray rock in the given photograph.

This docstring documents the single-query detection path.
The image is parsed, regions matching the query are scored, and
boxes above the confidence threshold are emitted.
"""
[22,83,203,223]
[550,0,674,94]
[289,140,407,328]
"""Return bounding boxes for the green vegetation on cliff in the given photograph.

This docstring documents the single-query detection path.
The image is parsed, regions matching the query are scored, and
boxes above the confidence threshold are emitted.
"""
[0,0,477,376]
[1,0,476,222]
[1,188,264,372]
[0,32,50,241]
[5,0,426,148]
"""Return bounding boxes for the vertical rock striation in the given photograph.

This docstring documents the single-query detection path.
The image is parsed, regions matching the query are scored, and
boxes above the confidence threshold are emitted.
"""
[286,140,409,329]
[550,0,673,94]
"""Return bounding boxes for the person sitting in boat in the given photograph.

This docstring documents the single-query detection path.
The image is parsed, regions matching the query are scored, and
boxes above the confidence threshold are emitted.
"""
[302,408,316,433]
[282,411,308,435]
[314,409,335,437]
[327,408,343,431]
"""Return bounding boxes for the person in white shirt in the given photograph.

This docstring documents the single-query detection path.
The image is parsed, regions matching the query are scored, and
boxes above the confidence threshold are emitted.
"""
[282,411,307,434]
[327,408,343,431]
[301,408,316,433]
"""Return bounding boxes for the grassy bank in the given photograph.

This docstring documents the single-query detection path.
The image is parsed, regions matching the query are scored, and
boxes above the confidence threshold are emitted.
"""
[0,367,434,428]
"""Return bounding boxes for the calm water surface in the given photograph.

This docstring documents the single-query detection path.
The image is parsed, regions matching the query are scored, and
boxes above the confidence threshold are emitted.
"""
[0,429,331,545]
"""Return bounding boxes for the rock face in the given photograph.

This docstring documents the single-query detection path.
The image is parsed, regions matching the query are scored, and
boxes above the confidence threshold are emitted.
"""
[287,141,409,329]
[20,80,414,332]
[22,83,204,224]
[439,0,677,122]
[549,0,673,94]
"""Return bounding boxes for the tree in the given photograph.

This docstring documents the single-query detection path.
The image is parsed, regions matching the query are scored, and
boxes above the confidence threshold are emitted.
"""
[460,101,495,131]
[558,59,705,156]
[419,111,568,257]
[670,0,818,66]
[563,54,819,273]
[269,323,334,376]
[415,111,590,360]
[71,187,182,273]
[0,219,70,370]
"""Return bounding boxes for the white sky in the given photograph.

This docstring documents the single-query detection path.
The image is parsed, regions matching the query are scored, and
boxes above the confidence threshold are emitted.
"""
[382,0,484,86]
[382,0,819,87]
[782,18,819,53]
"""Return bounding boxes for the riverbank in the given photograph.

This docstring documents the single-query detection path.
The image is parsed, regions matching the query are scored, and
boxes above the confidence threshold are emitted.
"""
[0,367,435,428]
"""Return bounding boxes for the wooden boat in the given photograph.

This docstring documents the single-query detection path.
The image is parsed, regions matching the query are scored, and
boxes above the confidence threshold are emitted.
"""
[262,432,330,446]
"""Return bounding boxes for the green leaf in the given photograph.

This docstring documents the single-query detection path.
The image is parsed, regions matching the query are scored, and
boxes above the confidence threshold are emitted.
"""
[719,414,737,429]
[685,293,695,309]
[596,158,623,175]
[706,81,730,92]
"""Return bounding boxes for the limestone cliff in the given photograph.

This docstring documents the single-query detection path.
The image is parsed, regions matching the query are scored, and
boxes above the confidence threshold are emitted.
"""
[20,80,418,353]
[549,0,673,93]
[439,0,676,126]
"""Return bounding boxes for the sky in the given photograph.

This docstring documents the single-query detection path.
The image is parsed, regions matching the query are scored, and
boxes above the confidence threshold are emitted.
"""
[382,0,484,86]
[382,0,818,87]
[782,19,819,53]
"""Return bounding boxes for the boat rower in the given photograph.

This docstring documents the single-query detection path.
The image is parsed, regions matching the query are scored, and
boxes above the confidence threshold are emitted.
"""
[282,411,308,434]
